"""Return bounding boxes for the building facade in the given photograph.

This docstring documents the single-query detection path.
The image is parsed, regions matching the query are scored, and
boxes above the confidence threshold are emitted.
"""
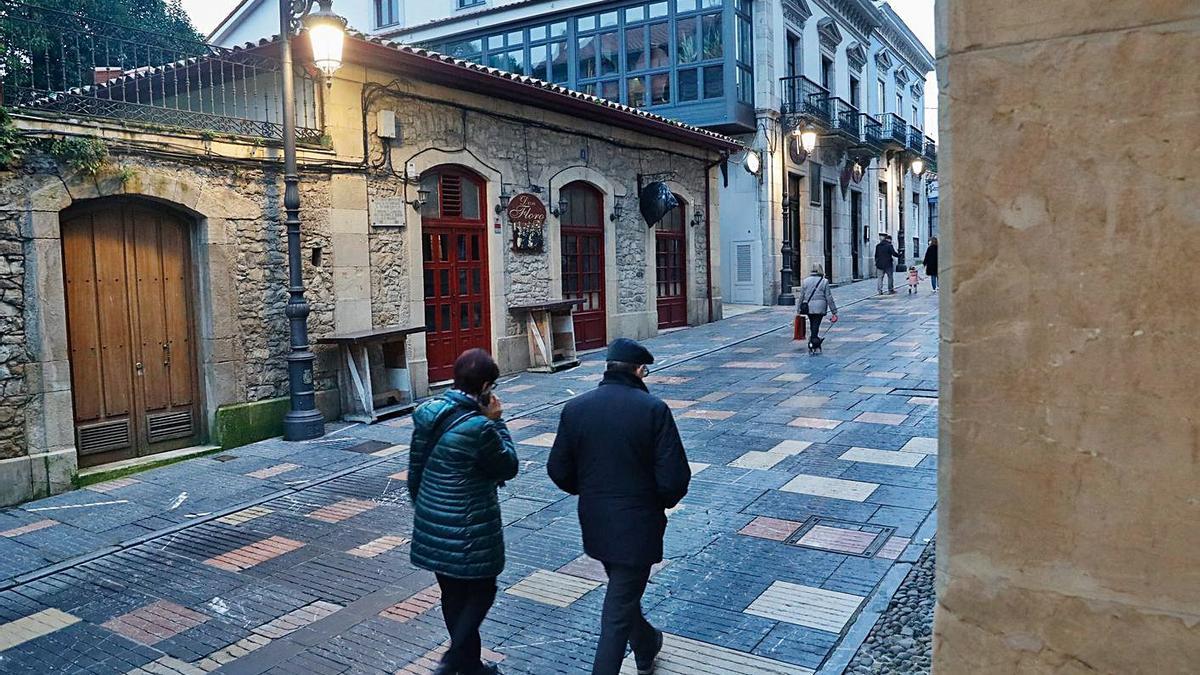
[211,0,935,305]
[0,31,733,505]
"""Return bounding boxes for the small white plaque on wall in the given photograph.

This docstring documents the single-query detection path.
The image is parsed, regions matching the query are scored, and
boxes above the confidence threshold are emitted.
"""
[371,197,407,228]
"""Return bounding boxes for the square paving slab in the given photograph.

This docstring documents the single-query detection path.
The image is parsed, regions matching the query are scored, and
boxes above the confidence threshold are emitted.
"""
[780,475,879,502]
[744,581,865,633]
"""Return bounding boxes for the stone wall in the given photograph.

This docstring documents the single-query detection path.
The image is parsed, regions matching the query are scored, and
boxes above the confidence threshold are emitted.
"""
[362,80,717,351]
[0,59,725,504]
[0,176,31,460]
[936,1,1200,671]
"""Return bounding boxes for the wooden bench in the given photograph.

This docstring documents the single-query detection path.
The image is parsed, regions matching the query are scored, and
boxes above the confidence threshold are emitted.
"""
[509,300,582,373]
[317,325,426,424]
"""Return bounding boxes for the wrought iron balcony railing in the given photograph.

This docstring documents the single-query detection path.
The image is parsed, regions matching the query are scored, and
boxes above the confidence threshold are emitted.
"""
[780,75,832,127]
[827,97,861,142]
[861,114,884,148]
[924,136,937,161]
[908,127,925,152]
[881,113,908,147]
[0,1,322,142]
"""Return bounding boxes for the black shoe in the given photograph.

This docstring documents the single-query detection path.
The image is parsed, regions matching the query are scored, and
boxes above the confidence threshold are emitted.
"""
[636,630,664,674]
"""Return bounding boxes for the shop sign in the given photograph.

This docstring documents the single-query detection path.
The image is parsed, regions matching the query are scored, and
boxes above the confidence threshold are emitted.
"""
[508,192,546,252]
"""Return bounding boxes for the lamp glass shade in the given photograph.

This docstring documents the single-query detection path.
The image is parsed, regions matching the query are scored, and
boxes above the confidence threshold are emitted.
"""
[306,14,346,77]
[911,158,925,176]
[744,150,761,175]
[800,128,818,153]
[417,187,431,203]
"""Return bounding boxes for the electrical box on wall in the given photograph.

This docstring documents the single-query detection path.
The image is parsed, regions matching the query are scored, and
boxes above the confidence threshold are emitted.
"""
[377,110,397,139]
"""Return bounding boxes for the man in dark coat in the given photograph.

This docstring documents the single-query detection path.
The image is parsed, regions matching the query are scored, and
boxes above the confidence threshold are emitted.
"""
[548,338,690,675]
[875,233,900,294]
[410,349,518,675]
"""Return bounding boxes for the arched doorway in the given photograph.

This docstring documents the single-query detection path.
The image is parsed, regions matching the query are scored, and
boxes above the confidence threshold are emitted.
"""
[61,199,201,467]
[655,197,688,329]
[420,167,491,383]
[559,181,607,351]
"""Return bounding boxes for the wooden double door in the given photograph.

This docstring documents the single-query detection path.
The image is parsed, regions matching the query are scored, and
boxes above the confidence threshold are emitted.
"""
[62,200,201,466]
[559,182,606,351]
[421,169,491,383]
[655,198,688,329]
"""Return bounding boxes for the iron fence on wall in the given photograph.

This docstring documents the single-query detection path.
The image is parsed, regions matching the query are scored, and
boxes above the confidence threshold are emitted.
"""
[0,0,322,142]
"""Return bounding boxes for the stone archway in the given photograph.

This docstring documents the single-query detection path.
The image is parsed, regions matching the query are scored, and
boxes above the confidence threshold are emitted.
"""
[17,166,259,491]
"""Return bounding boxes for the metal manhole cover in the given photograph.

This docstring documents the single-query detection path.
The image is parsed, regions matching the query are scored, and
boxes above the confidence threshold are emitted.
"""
[786,516,896,558]
[212,454,238,462]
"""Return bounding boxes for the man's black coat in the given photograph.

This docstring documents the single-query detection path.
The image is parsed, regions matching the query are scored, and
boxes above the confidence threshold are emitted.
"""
[547,370,691,567]
[875,240,899,270]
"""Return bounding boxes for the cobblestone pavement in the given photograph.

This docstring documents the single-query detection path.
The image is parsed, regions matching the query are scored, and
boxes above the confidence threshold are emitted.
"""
[845,544,934,674]
[0,278,939,674]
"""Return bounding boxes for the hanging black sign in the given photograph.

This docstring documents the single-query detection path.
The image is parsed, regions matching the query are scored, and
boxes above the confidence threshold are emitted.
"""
[639,181,679,227]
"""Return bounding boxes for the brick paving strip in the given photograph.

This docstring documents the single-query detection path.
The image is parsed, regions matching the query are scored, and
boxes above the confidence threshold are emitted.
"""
[0,278,940,674]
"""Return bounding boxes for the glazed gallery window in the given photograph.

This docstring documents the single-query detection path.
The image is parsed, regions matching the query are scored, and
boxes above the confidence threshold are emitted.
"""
[375,0,398,28]
[435,0,743,109]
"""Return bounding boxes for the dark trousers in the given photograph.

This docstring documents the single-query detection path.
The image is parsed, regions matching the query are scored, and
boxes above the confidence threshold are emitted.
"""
[807,314,824,345]
[592,563,656,675]
[436,574,497,673]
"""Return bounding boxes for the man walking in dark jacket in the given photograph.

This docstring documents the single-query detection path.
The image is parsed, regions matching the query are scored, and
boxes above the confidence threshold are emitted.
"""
[875,233,900,294]
[548,339,691,675]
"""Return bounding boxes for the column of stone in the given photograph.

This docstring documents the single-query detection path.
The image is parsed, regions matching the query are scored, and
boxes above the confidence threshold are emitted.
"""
[936,1,1200,670]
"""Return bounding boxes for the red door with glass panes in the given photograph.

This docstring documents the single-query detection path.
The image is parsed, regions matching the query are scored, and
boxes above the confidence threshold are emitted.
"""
[655,198,688,329]
[421,169,491,383]
[560,182,607,351]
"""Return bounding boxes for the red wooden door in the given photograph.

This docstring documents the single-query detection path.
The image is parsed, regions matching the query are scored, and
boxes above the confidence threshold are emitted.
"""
[656,199,688,329]
[62,200,200,467]
[421,169,491,383]
[560,182,606,351]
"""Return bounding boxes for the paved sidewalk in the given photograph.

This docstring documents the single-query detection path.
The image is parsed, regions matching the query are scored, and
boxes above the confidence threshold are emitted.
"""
[0,278,940,674]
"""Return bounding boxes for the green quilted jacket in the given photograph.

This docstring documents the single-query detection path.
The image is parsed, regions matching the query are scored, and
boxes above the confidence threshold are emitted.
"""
[408,391,518,579]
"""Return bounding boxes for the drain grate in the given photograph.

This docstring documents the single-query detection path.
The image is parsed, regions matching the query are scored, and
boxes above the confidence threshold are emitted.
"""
[786,516,896,558]
[888,388,938,397]
[212,454,238,462]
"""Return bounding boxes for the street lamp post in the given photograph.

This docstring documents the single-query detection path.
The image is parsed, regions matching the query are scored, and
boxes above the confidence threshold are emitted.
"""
[278,0,345,441]
[779,196,794,305]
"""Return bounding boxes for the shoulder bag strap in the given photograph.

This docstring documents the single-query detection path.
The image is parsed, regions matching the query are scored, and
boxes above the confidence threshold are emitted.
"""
[805,280,823,304]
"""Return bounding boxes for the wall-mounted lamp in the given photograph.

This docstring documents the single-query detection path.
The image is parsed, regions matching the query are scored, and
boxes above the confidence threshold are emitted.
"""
[689,208,704,228]
[743,149,762,176]
[910,158,926,177]
[495,188,512,215]
[610,196,625,222]
[408,186,431,211]
[794,125,819,154]
[552,195,570,218]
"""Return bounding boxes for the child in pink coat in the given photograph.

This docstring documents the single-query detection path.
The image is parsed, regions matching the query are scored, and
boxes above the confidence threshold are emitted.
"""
[906,266,922,294]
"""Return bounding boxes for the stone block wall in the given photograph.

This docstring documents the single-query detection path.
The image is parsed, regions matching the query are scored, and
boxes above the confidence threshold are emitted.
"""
[936,1,1200,671]
[0,60,724,503]
[0,180,31,460]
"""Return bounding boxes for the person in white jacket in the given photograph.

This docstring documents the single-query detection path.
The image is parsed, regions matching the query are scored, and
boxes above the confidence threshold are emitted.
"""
[796,265,838,351]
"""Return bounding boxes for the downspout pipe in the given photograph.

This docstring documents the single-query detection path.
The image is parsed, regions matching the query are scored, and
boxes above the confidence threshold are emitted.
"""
[704,152,730,323]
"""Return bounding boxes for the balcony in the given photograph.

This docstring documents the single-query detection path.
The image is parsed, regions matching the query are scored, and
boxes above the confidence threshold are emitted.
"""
[908,127,926,153]
[826,97,861,143]
[881,113,908,148]
[1,1,321,142]
[861,114,884,149]
[924,136,938,162]
[780,75,832,127]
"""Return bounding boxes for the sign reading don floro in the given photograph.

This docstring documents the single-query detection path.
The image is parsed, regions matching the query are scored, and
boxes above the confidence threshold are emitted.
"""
[507,192,546,252]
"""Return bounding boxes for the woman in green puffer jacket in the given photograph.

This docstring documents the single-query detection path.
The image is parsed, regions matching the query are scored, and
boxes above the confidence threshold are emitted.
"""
[408,349,518,675]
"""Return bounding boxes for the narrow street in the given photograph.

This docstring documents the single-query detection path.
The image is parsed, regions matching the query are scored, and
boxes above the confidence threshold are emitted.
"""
[0,278,939,674]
